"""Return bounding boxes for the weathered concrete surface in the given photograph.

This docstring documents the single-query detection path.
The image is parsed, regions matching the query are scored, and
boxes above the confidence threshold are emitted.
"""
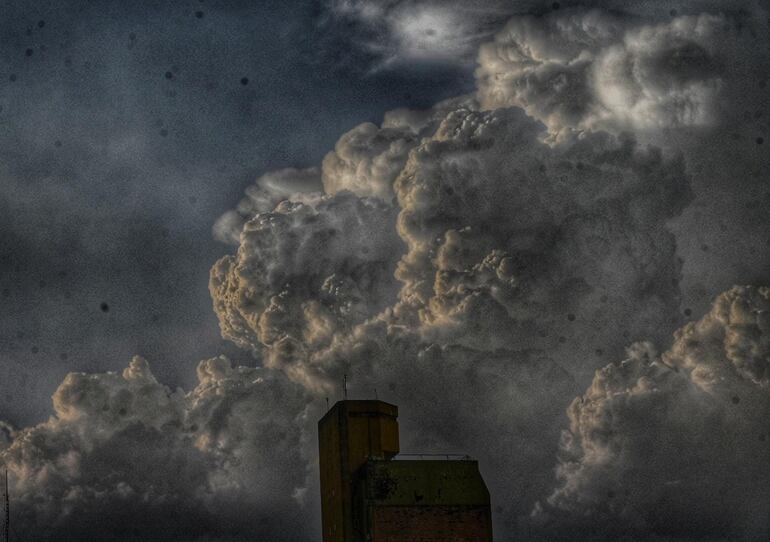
[360,460,493,542]
[371,505,493,542]
[362,460,490,506]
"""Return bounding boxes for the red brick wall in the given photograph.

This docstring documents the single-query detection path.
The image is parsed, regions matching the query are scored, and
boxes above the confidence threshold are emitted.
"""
[371,506,493,542]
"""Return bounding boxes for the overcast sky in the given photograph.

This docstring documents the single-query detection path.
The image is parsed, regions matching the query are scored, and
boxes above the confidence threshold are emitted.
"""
[1,1,769,541]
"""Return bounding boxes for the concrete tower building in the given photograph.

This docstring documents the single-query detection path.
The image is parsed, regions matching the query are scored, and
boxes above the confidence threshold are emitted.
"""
[318,400,493,542]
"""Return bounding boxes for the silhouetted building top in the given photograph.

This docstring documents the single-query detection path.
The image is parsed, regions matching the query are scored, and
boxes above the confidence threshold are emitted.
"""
[318,400,492,542]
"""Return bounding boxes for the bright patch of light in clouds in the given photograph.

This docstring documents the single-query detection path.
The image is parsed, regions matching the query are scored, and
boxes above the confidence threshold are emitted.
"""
[391,6,474,61]
[330,0,513,66]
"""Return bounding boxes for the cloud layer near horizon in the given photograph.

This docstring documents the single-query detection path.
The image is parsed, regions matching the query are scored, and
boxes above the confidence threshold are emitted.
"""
[2,356,316,541]
[537,286,770,541]
[3,3,769,540]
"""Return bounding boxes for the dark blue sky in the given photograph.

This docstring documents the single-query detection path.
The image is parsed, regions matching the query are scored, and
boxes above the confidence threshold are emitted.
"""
[0,0,476,425]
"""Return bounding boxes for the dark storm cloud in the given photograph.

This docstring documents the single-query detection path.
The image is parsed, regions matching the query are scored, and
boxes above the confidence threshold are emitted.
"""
[2,1,770,541]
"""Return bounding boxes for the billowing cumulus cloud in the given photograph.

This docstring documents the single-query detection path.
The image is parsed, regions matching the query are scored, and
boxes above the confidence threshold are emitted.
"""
[204,5,767,539]
[2,355,315,541]
[476,3,770,351]
[3,2,770,541]
[205,42,694,539]
[321,94,479,202]
[321,121,420,201]
[205,97,694,537]
[214,104,690,391]
[391,106,690,366]
[212,167,323,245]
[476,8,768,135]
[537,286,770,541]
[209,192,403,388]
[476,9,623,135]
